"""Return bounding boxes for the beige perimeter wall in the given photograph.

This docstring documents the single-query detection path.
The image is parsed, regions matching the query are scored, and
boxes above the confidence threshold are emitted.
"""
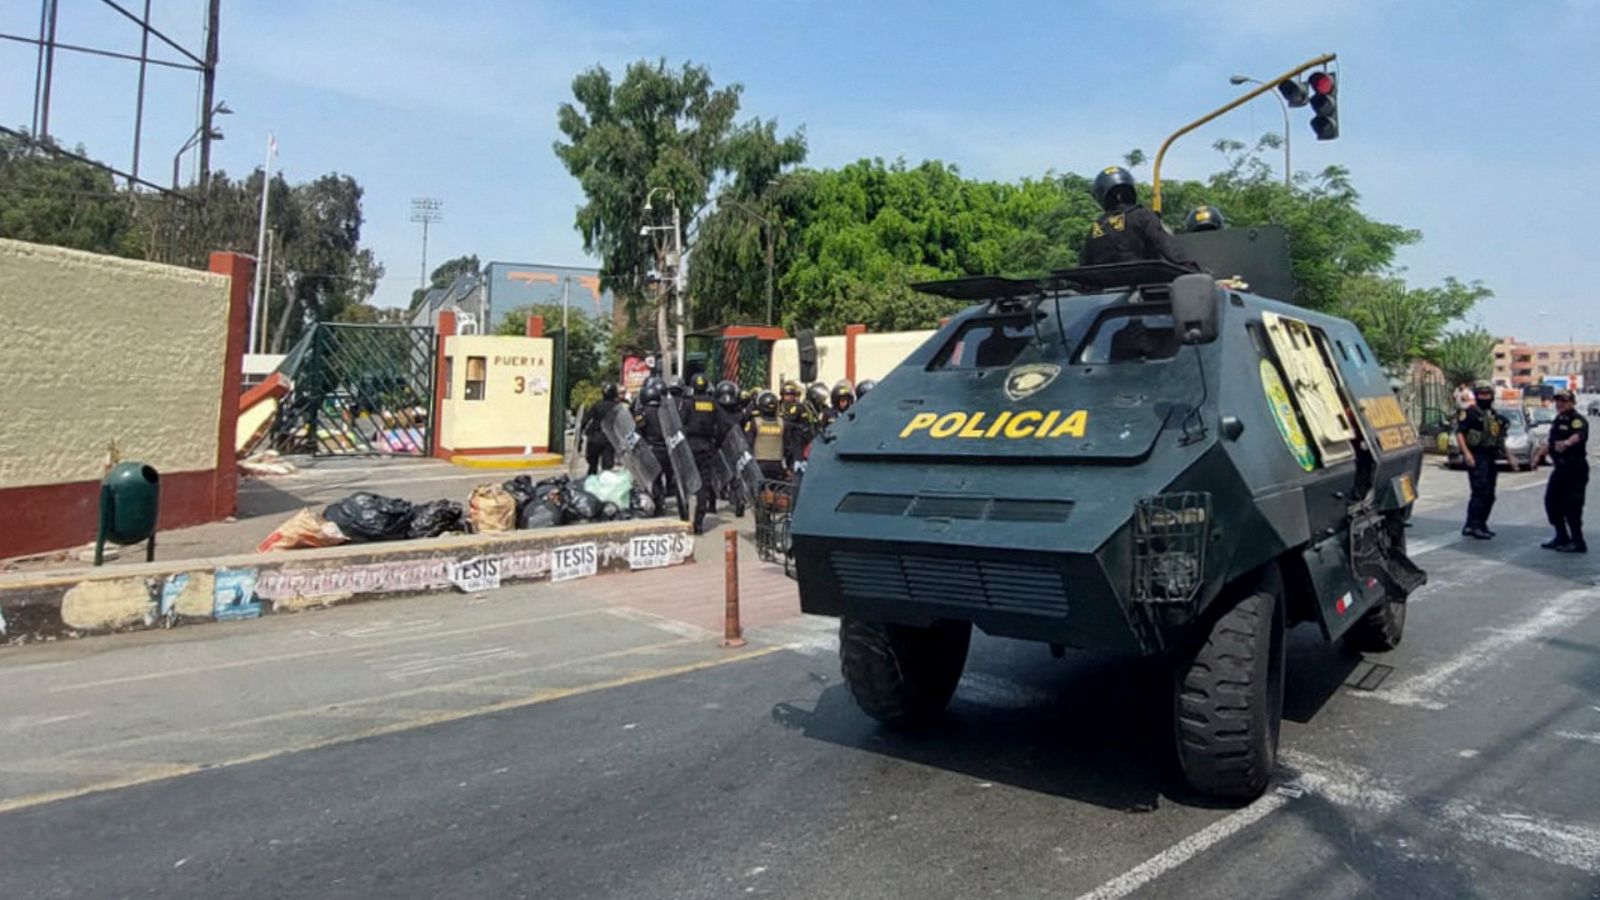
[0,239,231,489]
[768,330,938,392]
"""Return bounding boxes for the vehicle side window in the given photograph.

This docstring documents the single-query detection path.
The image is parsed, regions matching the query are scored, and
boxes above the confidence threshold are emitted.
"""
[1074,310,1179,365]
[929,316,1040,370]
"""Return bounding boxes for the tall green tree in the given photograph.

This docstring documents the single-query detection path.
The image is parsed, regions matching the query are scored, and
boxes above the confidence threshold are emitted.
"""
[554,59,742,356]
[0,133,139,256]
[1433,328,1498,387]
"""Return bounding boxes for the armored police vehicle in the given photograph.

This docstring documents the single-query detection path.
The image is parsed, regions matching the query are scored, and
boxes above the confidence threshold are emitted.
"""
[789,260,1426,800]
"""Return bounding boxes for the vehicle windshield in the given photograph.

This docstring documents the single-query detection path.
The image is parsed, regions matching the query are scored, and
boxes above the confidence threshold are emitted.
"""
[1501,407,1527,433]
[1530,407,1556,425]
[1073,307,1179,364]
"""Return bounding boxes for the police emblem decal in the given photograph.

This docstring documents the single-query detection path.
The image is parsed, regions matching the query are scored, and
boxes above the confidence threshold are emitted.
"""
[1004,363,1061,401]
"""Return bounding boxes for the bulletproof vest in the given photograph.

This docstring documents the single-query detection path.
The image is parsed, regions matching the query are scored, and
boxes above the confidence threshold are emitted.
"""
[1461,407,1505,449]
[1084,207,1151,265]
[637,406,668,450]
[684,395,719,442]
[752,416,784,461]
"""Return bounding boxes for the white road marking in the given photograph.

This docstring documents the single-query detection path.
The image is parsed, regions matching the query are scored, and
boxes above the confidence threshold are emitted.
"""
[1441,799,1600,874]
[1074,749,1600,898]
[1363,586,1600,709]
[1070,792,1291,900]
[604,607,718,640]
[1556,731,1600,746]
[370,646,526,680]
[0,712,90,733]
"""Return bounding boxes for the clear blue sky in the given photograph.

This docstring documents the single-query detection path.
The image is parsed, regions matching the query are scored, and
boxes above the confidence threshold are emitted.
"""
[4,0,1596,343]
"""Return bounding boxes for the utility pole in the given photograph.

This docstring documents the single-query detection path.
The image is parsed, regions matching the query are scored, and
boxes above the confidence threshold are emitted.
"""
[673,199,685,380]
[561,276,570,331]
[198,0,220,189]
[249,133,277,355]
[1229,74,1292,187]
[410,197,444,288]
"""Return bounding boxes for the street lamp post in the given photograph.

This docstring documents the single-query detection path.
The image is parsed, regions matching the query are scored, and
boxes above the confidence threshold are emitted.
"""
[1230,75,1291,187]
[171,101,230,190]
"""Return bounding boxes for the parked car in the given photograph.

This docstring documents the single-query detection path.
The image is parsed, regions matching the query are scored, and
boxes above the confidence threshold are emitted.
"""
[1446,405,1537,469]
[1527,405,1557,446]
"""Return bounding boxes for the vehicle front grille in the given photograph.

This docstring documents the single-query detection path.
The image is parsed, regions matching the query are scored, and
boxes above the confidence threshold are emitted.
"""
[830,550,1069,615]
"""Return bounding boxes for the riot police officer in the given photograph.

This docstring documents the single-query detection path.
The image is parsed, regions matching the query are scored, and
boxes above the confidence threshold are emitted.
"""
[748,391,787,480]
[831,380,855,416]
[1082,166,1198,270]
[1534,390,1589,552]
[854,379,877,400]
[1456,382,1520,539]
[579,382,620,477]
[713,380,747,518]
[634,379,675,517]
[781,381,813,478]
[1185,204,1225,233]
[683,372,722,534]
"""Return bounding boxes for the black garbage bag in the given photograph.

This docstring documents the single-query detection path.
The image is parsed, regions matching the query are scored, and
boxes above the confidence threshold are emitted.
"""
[532,481,564,506]
[536,473,570,489]
[600,501,621,521]
[502,475,537,511]
[324,492,414,542]
[518,497,563,529]
[629,488,656,517]
[407,499,465,539]
[562,486,603,522]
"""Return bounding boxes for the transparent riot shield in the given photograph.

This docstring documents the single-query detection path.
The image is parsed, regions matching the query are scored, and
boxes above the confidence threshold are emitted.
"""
[718,427,763,507]
[603,405,660,488]
[655,401,703,499]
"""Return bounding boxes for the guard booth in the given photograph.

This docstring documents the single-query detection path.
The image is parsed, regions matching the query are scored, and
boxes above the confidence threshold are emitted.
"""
[434,332,557,457]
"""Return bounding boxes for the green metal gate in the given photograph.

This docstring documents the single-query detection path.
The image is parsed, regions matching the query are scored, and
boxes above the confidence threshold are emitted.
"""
[548,327,569,456]
[276,323,436,457]
[706,336,770,391]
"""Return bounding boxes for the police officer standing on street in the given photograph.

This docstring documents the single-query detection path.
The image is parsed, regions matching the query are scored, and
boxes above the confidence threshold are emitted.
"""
[634,378,675,518]
[1457,382,1521,539]
[578,382,620,477]
[1082,166,1200,270]
[748,391,787,481]
[713,380,747,518]
[1534,389,1589,552]
[682,373,722,534]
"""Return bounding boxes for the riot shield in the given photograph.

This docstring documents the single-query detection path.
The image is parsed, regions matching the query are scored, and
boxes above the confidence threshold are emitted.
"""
[603,405,660,488]
[718,427,763,507]
[655,401,703,499]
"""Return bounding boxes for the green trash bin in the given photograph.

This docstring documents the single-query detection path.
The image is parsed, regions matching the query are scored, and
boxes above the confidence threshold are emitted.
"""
[96,462,160,565]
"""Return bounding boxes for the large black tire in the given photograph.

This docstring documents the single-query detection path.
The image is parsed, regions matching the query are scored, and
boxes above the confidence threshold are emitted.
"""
[840,618,971,728]
[1343,597,1406,652]
[1174,575,1286,800]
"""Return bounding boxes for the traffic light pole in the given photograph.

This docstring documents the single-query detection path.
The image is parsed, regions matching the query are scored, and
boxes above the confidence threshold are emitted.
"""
[1151,52,1336,214]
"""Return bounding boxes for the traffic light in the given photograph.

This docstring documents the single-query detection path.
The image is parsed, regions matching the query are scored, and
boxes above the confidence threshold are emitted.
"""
[1308,71,1338,140]
[1277,79,1309,108]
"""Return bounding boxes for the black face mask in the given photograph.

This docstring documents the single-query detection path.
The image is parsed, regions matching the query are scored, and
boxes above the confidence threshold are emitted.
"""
[1476,398,1493,410]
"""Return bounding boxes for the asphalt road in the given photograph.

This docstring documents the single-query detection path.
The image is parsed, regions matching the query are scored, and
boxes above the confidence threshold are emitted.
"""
[2,463,1598,899]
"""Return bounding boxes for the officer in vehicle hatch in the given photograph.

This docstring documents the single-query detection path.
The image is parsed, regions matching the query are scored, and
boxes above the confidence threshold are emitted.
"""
[1185,204,1225,233]
[1533,389,1589,552]
[633,379,675,518]
[578,382,620,477]
[831,380,855,416]
[1082,166,1200,271]
[683,373,722,534]
[1457,382,1520,539]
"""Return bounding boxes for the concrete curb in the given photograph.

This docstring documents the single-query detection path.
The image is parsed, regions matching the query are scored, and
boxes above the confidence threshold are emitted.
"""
[0,518,695,646]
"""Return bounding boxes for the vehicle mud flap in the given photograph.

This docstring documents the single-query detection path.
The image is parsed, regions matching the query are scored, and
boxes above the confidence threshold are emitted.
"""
[655,402,702,505]
[718,428,763,509]
[1349,512,1428,600]
[603,406,661,489]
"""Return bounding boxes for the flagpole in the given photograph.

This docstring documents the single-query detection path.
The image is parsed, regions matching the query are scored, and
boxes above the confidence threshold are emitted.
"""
[249,133,276,354]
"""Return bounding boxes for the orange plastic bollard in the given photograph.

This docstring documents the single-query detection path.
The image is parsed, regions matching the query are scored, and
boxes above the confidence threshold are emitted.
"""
[722,529,746,648]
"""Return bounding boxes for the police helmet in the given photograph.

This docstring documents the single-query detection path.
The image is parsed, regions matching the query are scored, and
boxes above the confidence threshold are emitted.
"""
[1092,166,1138,211]
[806,382,830,411]
[756,390,778,417]
[639,380,664,406]
[1473,381,1495,395]
[601,382,620,402]
[714,379,740,409]
[831,379,855,411]
[854,379,878,399]
[642,375,665,397]
[781,380,802,400]
[1185,205,1225,233]
[666,375,685,397]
